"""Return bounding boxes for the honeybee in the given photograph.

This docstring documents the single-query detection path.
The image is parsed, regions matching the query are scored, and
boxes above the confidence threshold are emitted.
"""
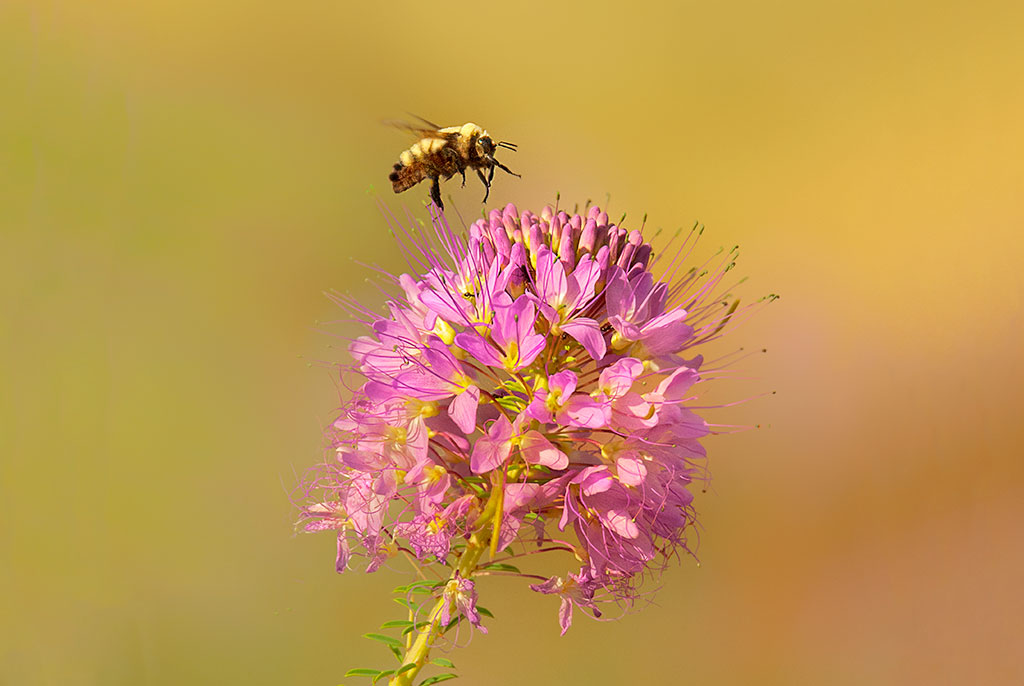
[388,118,519,211]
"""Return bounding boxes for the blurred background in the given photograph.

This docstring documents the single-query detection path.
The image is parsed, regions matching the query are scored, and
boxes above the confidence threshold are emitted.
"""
[2,0,1022,684]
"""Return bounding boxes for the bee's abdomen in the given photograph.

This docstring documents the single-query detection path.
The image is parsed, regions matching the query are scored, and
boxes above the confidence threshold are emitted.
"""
[388,137,457,193]
[411,138,447,157]
[389,161,429,192]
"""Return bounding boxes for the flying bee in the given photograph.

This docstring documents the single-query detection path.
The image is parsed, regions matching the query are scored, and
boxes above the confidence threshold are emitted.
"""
[387,118,519,211]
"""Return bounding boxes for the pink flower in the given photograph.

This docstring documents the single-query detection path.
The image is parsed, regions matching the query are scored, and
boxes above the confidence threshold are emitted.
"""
[441,572,487,634]
[470,413,569,474]
[526,371,608,428]
[391,340,481,433]
[531,247,607,361]
[455,296,547,373]
[393,496,475,563]
[470,414,514,474]
[301,202,771,635]
[300,501,352,573]
[530,572,603,635]
[593,357,657,431]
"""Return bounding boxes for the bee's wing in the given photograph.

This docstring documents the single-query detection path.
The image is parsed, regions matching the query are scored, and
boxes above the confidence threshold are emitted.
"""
[382,116,451,141]
[406,113,443,130]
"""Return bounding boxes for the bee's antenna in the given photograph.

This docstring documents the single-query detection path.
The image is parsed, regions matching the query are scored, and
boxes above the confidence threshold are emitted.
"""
[497,141,518,151]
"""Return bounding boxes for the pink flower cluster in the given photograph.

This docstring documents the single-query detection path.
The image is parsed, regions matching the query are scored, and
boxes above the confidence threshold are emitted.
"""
[302,203,746,633]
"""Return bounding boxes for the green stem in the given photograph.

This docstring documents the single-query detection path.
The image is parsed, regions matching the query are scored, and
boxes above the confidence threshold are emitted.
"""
[489,470,506,559]
[388,489,499,686]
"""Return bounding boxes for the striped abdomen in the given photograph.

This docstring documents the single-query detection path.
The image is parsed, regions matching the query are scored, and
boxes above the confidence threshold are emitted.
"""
[388,137,460,193]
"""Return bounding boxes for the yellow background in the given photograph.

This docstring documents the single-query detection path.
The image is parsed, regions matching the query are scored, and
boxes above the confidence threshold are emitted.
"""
[3,1,1022,683]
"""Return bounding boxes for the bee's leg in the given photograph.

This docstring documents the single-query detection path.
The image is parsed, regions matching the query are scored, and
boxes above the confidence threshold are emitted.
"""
[441,149,465,187]
[428,176,444,211]
[476,169,491,203]
[492,159,521,178]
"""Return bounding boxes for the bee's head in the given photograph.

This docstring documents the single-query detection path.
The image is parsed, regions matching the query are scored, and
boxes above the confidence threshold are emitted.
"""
[476,135,496,157]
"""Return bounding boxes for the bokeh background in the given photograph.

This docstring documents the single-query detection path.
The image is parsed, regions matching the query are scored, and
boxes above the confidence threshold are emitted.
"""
[3,0,1023,684]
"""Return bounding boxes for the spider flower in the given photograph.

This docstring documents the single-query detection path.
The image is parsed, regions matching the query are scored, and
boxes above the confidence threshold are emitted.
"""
[301,202,765,650]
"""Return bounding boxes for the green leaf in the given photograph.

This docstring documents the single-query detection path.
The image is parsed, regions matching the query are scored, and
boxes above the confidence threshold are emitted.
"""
[393,598,414,610]
[431,658,456,668]
[479,562,521,574]
[403,580,442,591]
[476,606,494,618]
[402,621,429,636]
[344,668,381,678]
[363,633,404,648]
[501,377,528,394]
[420,674,459,685]
[380,620,414,629]
[372,670,395,684]
[395,579,443,594]
[409,585,437,595]
[389,645,403,661]
[495,395,524,413]
[397,663,417,675]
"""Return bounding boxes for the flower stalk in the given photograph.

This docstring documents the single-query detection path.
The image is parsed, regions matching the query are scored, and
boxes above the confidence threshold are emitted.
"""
[389,487,499,686]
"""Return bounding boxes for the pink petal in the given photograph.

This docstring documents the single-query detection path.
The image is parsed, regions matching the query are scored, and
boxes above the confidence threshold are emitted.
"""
[548,370,578,397]
[580,469,615,496]
[448,386,480,434]
[566,255,601,311]
[335,532,350,573]
[469,416,513,473]
[453,331,503,367]
[562,318,607,361]
[599,357,644,396]
[515,333,548,369]
[604,267,632,320]
[600,508,640,539]
[558,597,573,635]
[656,367,700,401]
[616,455,647,486]
[504,483,543,511]
[520,431,569,470]
[535,247,568,307]
[562,396,610,429]
[363,380,399,403]
[612,391,657,430]
[526,391,554,423]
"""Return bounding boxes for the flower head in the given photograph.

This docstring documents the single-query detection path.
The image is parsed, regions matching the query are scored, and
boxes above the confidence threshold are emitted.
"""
[302,203,769,632]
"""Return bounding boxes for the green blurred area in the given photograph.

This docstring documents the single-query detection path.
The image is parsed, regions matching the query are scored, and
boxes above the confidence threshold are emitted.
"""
[2,0,1022,683]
